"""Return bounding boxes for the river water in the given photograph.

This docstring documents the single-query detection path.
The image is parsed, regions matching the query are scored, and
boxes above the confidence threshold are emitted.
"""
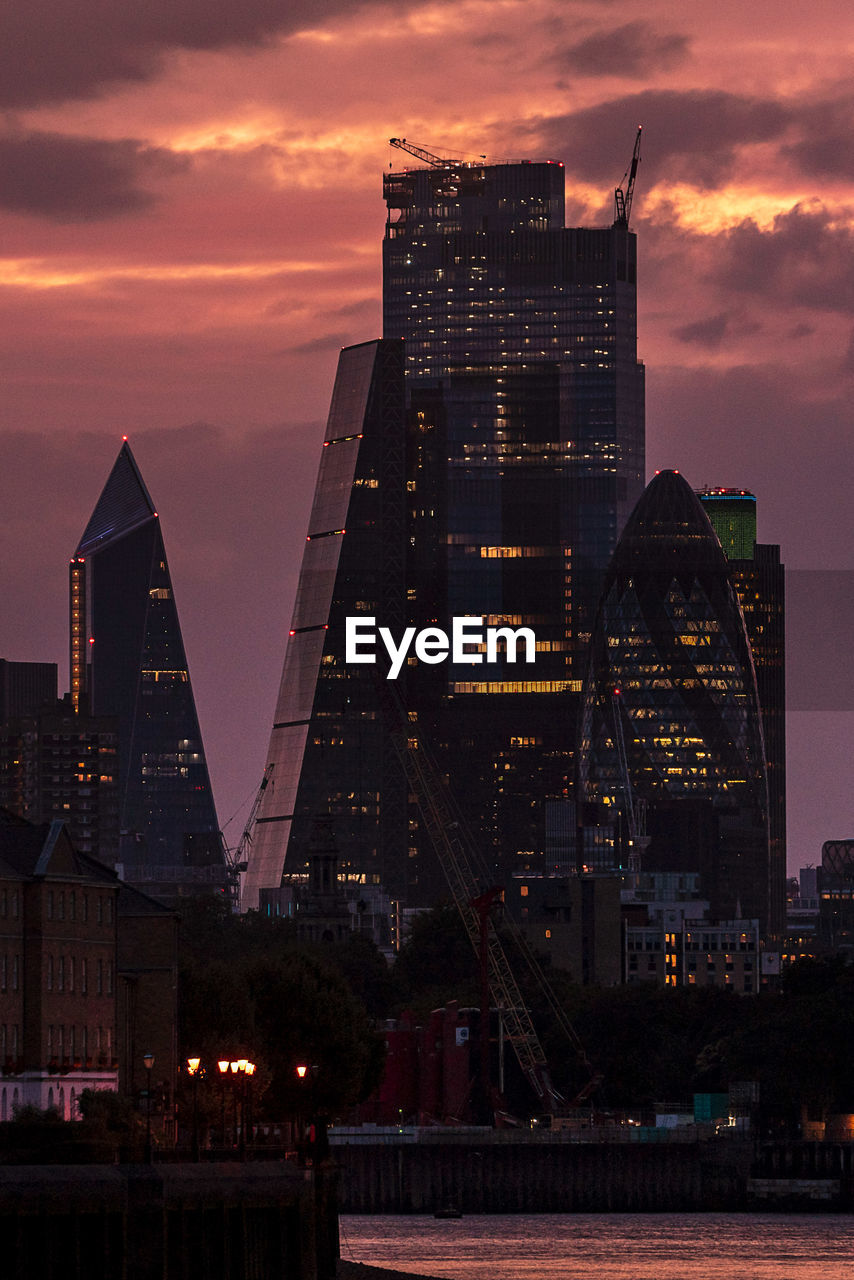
[339,1213,854,1279]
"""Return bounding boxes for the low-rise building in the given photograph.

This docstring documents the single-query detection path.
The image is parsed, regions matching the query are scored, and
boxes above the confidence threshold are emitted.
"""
[0,809,179,1125]
[0,809,119,1118]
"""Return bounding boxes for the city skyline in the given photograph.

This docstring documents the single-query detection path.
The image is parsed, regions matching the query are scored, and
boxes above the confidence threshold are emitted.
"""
[0,0,851,869]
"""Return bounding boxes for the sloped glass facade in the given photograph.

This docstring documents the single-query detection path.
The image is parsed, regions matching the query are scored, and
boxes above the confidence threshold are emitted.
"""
[579,470,771,928]
[72,444,222,895]
[244,340,407,910]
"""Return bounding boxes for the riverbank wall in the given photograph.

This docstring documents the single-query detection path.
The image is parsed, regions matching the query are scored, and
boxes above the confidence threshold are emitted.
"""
[335,1138,752,1213]
[0,1161,338,1280]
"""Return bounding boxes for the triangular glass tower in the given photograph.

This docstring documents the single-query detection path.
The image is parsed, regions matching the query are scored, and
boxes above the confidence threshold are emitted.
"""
[71,442,223,901]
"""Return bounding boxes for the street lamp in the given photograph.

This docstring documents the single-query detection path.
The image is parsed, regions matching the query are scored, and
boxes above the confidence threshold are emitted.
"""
[236,1060,256,1160]
[187,1057,202,1161]
[295,1063,322,1164]
[143,1051,155,1162]
[245,1062,256,1148]
[217,1060,230,1148]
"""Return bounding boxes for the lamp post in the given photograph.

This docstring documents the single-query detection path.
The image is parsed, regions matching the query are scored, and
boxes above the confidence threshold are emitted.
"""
[296,1064,308,1163]
[296,1063,322,1164]
[245,1062,256,1154]
[229,1060,240,1147]
[217,1060,230,1149]
[143,1051,154,1162]
[187,1057,201,1161]
[236,1060,255,1161]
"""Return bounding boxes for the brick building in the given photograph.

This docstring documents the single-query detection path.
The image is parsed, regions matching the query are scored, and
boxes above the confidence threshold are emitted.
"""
[0,810,119,1118]
[0,809,179,1124]
[116,881,179,1126]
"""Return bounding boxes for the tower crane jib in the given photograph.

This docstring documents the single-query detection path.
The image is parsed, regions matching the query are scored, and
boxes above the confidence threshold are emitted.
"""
[613,126,642,228]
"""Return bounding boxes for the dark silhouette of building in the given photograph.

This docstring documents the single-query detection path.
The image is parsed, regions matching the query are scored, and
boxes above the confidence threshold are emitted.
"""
[0,809,119,1116]
[385,153,645,891]
[819,839,854,951]
[0,660,57,724]
[0,808,179,1120]
[247,151,645,909]
[244,340,406,909]
[699,487,786,935]
[579,470,771,930]
[116,880,179,1126]
[0,701,119,866]
[71,442,224,904]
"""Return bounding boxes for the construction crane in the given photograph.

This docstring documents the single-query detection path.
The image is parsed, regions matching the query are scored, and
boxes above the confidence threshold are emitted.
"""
[389,138,453,168]
[380,684,597,1115]
[610,689,649,874]
[613,126,642,228]
[226,764,274,912]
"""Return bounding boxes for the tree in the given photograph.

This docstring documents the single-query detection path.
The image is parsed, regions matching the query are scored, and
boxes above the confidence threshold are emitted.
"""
[391,903,478,1014]
[178,905,385,1121]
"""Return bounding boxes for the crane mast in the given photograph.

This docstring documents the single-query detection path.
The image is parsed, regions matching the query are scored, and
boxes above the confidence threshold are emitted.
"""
[229,764,274,912]
[613,126,642,228]
[380,685,596,1113]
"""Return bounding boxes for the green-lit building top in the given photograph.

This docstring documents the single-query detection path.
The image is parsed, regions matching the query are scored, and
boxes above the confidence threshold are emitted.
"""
[698,487,756,559]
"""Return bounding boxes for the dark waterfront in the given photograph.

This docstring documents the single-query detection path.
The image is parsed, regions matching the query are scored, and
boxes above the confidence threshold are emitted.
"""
[339,1213,854,1279]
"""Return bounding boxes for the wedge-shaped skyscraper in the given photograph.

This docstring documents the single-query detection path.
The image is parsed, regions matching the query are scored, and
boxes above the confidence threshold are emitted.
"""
[579,470,771,929]
[71,442,223,900]
[243,341,406,911]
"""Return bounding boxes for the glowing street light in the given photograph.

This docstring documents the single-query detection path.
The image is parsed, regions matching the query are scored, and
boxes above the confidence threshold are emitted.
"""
[187,1057,202,1160]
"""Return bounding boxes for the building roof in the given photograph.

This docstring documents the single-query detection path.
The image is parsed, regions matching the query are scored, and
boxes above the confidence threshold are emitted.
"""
[116,879,177,918]
[76,441,157,555]
[0,810,117,884]
[606,469,726,582]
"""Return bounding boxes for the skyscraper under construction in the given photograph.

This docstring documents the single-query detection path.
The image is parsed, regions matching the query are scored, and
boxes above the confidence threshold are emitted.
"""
[245,142,645,910]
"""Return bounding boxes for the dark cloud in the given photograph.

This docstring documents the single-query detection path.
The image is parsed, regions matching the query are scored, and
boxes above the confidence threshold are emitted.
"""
[290,332,354,356]
[647,360,854,571]
[529,90,792,189]
[672,313,730,348]
[554,22,690,78]
[784,93,854,181]
[0,0,406,107]
[0,129,187,220]
[711,205,854,315]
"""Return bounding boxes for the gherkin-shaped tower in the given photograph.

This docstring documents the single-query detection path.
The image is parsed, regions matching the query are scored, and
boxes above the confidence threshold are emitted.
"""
[579,470,770,927]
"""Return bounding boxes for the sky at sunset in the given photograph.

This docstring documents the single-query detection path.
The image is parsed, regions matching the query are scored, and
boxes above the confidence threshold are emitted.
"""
[1,0,851,872]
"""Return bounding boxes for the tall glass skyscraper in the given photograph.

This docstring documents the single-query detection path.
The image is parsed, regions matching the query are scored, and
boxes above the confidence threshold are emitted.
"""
[244,341,407,911]
[71,442,224,902]
[246,151,645,909]
[579,470,771,929]
[384,154,645,888]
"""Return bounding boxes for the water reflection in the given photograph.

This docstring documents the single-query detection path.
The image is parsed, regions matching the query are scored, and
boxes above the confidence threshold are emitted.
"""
[340,1213,854,1279]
